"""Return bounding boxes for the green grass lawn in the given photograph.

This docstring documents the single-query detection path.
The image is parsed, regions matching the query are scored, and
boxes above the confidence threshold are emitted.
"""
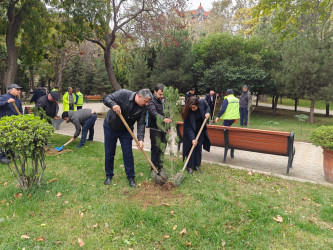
[264,97,333,110]
[1,135,333,248]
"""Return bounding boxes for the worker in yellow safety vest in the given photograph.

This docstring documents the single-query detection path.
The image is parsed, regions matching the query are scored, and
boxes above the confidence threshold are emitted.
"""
[216,89,240,126]
[75,88,84,110]
[63,87,77,112]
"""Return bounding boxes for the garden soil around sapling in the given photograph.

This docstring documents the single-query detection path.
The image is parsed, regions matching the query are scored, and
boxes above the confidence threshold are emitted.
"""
[44,147,73,156]
[126,181,183,209]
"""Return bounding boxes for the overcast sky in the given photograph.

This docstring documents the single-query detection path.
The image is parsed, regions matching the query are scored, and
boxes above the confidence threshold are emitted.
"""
[186,0,214,11]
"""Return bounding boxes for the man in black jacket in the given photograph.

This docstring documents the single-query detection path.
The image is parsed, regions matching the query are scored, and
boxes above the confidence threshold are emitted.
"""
[148,84,172,176]
[30,85,46,103]
[205,90,218,119]
[103,88,152,187]
[35,91,59,122]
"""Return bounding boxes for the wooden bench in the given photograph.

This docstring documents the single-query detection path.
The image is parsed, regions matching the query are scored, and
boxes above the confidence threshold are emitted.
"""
[85,95,103,102]
[176,122,296,174]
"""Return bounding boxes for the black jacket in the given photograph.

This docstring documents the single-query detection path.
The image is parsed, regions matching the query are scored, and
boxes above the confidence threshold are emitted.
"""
[103,89,146,141]
[35,95,57,118]
[0,93,23,118]
[30,89,46,103]
[148,95,165,129]
[205,93,217,107]
[239,91,249,108]
[183,99,210,159]
[185,91,196,102]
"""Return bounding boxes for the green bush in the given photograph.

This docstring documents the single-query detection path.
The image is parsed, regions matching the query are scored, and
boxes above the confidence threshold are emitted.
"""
[0,115,54,189]
[310,126,333,151]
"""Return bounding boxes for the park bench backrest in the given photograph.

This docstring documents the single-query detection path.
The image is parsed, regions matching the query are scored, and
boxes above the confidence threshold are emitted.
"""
[226,127,290,156]
[176,122,292,156]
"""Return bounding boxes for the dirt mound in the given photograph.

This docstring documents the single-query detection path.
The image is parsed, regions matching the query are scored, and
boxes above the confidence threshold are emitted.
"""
[131,181,182,209]
[44,147,72,156]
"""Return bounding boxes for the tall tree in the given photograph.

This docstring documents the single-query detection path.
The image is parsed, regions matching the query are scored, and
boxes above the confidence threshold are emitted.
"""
[0,0,50,93]
[58,0,187,91]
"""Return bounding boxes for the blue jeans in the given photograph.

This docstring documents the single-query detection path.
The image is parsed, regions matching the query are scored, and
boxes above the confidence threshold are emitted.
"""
[240,108,248,126]
[103,120,135,180]
[77,113,97,148]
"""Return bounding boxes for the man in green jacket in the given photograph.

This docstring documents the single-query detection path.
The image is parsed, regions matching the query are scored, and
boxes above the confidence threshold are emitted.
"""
[216,89,240,126]
[75,88,84,110]
[63,87,76,112]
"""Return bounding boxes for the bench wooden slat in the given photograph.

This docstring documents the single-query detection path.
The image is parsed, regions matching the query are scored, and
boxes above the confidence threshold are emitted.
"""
[176,121,295,174]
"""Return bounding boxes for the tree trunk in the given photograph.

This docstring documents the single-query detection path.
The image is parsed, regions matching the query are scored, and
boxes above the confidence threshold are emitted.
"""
[280,96,282,104]
[54,49,66,92]
[3,28,18,91]
[29,66,34,91]
[104,45,121,91]
[309,99,315,123]
[273,96,279,113]
[294,98,298,112]
[326,103,329,117]
[272,96,275,109]
[46,74,50,91]
[256,95,259,107]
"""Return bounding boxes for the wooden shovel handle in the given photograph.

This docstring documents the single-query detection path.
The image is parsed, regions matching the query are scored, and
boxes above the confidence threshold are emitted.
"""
[211,97,217,122]
[118,113,159,173]
[12,102,21,115]
[182,117,209,172]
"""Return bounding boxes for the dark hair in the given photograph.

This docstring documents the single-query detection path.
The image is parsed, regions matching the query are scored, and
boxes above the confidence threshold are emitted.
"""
[181,96,200,121]
[154,83,164,92]
[62,112,69,119]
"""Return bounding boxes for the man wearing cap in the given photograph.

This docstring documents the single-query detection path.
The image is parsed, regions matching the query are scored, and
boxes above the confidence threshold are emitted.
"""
[61,109,97,149]
[35,91,60,122]
[0,84,23,164]
[216,89,240,127]
[239,85,250,126]
[30,85,46,103]
[185,88,196,103]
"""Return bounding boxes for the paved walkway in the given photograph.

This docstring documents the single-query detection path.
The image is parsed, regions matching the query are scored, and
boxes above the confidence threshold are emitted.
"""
[258,102,333,116]
[47,103,330,186]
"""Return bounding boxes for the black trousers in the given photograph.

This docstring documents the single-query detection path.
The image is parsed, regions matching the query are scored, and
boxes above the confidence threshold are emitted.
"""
[209,104,214,118]
[150,129,167,170]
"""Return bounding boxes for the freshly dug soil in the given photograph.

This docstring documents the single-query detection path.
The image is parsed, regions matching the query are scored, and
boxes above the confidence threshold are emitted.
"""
[44,147,72,156]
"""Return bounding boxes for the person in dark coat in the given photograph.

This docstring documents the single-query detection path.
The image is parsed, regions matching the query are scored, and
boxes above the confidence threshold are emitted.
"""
[30,85,46,103]
[0,83,23,164]
[185,88,196,102]
[148,83,172,175]
[35,91,60,122]
[205,90,218,119]
[103,88,153,187]
[239,85,250,126]
[181,96,210,174]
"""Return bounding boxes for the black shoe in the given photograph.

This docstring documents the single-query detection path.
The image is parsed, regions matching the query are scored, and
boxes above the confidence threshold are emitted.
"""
[187,168,193,175]
[104,177,112,185]
[128,178,136,187]
[0,158,11,164]
[194,166,201,173]
[87,138,93,141]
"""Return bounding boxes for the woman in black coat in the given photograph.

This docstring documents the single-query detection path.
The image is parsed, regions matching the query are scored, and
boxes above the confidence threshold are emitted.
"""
[182,96,211,174]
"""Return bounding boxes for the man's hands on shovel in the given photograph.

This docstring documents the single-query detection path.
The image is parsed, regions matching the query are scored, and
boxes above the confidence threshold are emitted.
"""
[114,105,144,150]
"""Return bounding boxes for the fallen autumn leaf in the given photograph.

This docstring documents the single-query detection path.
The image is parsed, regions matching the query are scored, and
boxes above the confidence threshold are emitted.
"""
[21,235,30,239]
[34,236,46,242]
[273,215,283,223]
[47,178,58,183]
[78,238,84,247]
[180,228,186,236]
[56,192,62,197]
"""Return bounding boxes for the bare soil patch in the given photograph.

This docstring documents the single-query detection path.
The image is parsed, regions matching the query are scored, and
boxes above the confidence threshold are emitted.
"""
[44,147,73,156]
[130,181,182,209]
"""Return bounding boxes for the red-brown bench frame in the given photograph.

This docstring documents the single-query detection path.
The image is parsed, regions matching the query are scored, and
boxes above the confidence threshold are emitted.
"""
[176,122,296,175]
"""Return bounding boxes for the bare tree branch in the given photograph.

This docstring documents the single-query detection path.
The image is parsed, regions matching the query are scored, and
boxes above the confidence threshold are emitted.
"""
[85,38,106,51]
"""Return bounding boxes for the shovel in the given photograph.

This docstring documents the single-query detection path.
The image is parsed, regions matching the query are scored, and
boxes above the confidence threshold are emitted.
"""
[54,140,71,152]
[210,97,217,124]
[172,117,209,186]
[118,113,168,185]
[12,102,21,115]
